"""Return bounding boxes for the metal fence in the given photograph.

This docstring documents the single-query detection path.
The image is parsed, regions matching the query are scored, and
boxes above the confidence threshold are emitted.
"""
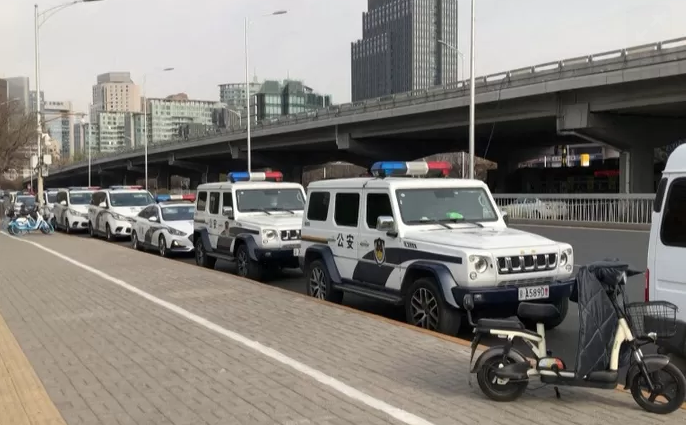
[493,194,656,226]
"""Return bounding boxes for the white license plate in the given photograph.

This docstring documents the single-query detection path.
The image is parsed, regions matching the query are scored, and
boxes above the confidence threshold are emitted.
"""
[518,285,549,301]
[293,248,300,256]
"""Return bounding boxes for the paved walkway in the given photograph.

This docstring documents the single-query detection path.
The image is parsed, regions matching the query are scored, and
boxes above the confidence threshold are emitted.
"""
[0,232,681,425]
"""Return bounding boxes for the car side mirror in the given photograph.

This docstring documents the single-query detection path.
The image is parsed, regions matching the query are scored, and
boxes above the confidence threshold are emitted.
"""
[60,200,67,206]
[149,216,158,222]
[222,206,234,218]
[501,209,509,225]
[376,216,396,235]
[98,202,107,208]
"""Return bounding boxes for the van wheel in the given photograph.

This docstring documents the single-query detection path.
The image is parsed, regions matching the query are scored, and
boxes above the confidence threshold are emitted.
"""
[194,237,216,269]
[405,277,461,335]
[307,259,343,303]
[235,244,263,281]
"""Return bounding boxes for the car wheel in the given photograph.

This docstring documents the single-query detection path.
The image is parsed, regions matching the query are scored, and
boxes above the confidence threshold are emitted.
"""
[306,259,343,303]
[65,219,71,234]
[105,224,114,242]
[405,277,461,335]
[131,231,142,251]
[235,244,263,281]
[158,235,169,257]
[194,237,216,269]
[88,222,96,238]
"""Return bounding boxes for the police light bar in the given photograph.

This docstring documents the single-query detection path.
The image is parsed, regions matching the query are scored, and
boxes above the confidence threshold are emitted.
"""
[68,186,100,191]
[228,171,283,183]
[370,161,451,178]
[109,185,143,190]
[155,193,197,203]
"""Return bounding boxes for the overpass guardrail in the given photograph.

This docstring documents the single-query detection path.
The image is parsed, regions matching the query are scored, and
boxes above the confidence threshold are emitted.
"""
[493,194,655,230]
[45,35,686,176]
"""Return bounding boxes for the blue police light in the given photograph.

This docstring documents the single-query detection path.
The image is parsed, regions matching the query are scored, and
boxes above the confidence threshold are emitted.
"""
[228,172,251,182]
[155,194,171,202]
[370,161,451,178]
[228,171,283,183]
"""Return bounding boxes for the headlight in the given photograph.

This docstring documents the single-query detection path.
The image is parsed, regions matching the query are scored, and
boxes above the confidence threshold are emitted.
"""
[262,229,277,240]
[469,255,489,274]
[168,228,186,236]
[559,248,572,267]
[111,212,127,221]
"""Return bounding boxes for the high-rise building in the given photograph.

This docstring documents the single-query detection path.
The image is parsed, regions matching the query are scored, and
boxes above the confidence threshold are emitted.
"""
[219,79,263,127]
[254,79,332,122]
[5,77,30,112]
[351,0,459,102]
[96,111,129,153]
[92,72,141,115]
[29,90,44,112]
[145,94,220,144]
[42,100,75,159]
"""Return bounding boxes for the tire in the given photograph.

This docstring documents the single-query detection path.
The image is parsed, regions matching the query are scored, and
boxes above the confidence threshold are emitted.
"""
[65,219,71,234]
[105,224,115,242]
[131,231,142,251]
[476,355,529,402]
[520,298,569,331]
[630,362,686,414]
[194,237,216,269]
[88,222,96,238]
[158,235,169,257]
[306,259,343,303]
[235,243,263,281]
[404,277,461,335]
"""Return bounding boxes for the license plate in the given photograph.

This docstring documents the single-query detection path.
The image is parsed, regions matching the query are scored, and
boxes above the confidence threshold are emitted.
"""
[518,285,549,301]
[293,248,300,256]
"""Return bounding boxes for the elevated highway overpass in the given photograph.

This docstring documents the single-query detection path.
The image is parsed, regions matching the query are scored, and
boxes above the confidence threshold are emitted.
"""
[39,37,686,192]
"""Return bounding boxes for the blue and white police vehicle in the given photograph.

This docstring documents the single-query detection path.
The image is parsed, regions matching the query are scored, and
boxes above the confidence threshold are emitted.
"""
[299,160,575,335]
[193,171,306,281]
[53,187,99,233]
[88,185,154,241]
[131,194,196,257]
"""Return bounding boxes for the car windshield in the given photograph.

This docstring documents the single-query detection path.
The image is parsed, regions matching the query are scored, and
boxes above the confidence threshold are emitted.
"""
[395,187,498,224]
[235,188,305,212]
[110,192,154,207]
[69,192,93,205]
[46,193,58,203]
[17,196,35,206]
[161,205,195,221]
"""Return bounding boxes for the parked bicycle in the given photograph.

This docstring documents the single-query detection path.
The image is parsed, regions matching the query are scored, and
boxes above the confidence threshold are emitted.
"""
[6,206,53,236]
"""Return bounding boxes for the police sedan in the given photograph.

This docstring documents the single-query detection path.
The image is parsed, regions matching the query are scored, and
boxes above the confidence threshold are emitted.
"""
[130,194,195,257]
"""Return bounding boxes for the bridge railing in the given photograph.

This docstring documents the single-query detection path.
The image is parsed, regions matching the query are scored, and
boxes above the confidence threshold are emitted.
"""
[48,35,686,174]
[493,194,656,228]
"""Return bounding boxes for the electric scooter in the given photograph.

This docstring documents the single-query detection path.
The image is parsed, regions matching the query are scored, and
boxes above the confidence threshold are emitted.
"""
[464,261,686,415]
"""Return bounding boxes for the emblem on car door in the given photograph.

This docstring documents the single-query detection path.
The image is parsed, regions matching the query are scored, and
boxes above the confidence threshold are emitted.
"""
[374,238,386,265]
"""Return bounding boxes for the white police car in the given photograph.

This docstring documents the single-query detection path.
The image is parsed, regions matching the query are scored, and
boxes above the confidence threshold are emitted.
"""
[299,160,575,335]
[43,189,63,226]
[131,194,196,257]
[53,187,99,233]
[88,185,154,241]
[193,171,305,281]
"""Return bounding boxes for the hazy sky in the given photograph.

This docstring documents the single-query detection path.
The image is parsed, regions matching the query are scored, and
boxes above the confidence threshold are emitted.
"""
[1,0,685,115]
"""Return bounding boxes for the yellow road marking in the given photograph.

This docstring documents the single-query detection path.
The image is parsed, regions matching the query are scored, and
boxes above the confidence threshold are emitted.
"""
[0,310,66,425]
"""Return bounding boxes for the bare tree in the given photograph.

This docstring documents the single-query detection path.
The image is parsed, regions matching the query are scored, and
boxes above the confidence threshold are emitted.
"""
[0,101,36,175]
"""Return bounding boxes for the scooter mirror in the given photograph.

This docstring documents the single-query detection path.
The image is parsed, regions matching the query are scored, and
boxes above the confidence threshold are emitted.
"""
[463,294,475,311]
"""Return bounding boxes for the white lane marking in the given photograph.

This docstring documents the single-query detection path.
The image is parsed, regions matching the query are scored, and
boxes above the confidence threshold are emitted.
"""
[514,224,649,233]
[0,233,435,425]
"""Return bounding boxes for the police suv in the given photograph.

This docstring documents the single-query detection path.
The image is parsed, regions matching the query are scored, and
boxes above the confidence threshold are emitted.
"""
[299,161,575,335]
[193,171,306,281]
[53,186,99,233]
[88,185,154,241]
[131,194,196,257]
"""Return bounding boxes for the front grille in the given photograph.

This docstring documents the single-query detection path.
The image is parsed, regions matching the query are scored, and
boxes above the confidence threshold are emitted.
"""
[497,253,557,274]
[280,229,301,241]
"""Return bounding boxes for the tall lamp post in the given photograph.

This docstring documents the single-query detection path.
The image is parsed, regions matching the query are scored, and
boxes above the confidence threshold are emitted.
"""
[34,0,103,205]
[437,40,466,178]
[244,10,287,172]
[142,67,174,191]
[468,0,476,179]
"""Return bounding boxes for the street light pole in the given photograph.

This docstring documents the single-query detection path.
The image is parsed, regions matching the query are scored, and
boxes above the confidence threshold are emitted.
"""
[244,10,287,173]
[468,0,476,179]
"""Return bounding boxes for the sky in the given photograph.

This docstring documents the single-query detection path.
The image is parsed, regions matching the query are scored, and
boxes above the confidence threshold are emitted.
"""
[1,0,685,115]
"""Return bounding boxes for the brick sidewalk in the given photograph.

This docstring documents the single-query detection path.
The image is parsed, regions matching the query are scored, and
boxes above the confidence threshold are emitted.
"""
[0,232,681,424]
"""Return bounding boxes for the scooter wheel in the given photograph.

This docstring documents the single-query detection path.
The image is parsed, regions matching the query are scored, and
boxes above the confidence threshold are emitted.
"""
[476,356,528,402]
[630,362,686,414]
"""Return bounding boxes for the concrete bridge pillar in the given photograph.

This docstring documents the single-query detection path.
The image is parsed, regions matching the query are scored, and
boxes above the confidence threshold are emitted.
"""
[619,145,655,193]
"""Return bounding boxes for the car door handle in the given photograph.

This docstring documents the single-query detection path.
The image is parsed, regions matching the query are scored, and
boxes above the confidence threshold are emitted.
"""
[360,241,369,247]
[327,237,336,242]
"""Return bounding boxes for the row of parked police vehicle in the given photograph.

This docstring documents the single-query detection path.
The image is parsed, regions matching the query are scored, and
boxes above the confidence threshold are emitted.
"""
[29,156,686,413]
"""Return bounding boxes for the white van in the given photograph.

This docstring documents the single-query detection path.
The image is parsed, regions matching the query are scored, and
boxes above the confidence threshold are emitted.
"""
[647,144,686,364]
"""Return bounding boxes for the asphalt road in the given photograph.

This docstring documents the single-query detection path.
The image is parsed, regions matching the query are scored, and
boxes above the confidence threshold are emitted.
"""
[76,224,650,374]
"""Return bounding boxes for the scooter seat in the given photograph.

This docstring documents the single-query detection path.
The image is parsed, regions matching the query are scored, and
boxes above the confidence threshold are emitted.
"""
[477,318,525,330]
[518,302,560,321]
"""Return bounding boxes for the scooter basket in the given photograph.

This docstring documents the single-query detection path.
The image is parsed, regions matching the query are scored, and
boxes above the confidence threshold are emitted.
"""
[625,301,678,339]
